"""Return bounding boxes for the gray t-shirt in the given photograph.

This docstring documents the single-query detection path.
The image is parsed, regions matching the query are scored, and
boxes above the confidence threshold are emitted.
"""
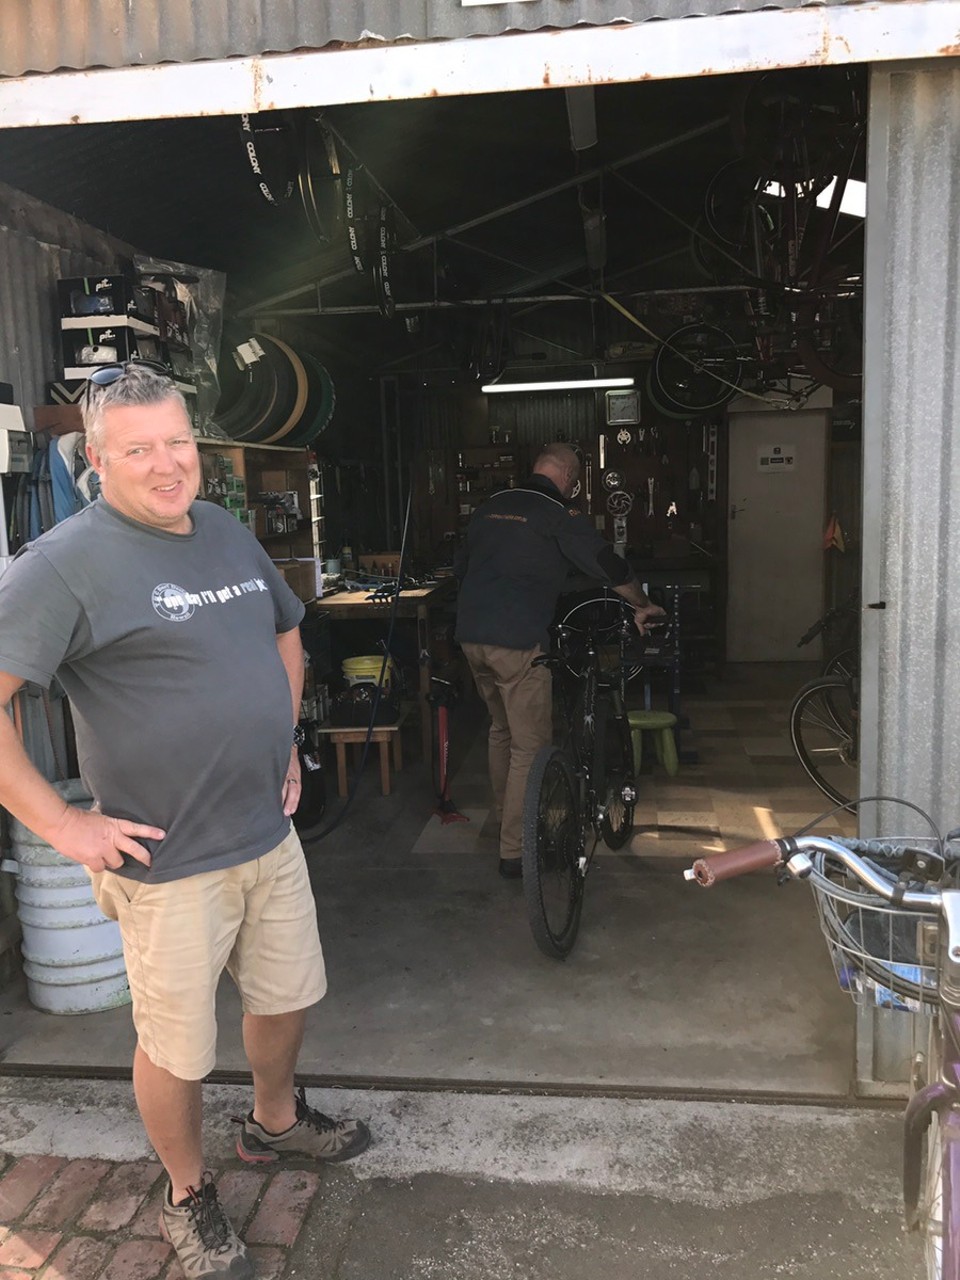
[0,499,305,883]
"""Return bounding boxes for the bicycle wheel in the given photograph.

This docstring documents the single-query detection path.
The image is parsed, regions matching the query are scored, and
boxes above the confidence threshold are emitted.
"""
[650,324,744,417]
[789,676,858,806]
[822,647,858,682]
[521,746,584,960]
[915,1014,960,1280]
[592,697,636,850]
[790,676,857,804]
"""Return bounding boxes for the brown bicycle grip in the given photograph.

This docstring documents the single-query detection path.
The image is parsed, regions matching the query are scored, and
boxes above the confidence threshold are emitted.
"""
[687,840,783,887]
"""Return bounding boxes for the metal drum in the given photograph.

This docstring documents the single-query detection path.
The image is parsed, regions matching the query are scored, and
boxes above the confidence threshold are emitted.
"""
[5,780,130,1015]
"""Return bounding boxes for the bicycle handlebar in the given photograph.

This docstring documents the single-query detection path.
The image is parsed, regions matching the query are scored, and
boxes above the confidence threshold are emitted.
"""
[685,835,943,910]
[684,839,782,885]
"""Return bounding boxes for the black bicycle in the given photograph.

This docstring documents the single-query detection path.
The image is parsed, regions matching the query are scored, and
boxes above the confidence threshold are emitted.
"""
[790,596,860,806]
[521,598,658,959]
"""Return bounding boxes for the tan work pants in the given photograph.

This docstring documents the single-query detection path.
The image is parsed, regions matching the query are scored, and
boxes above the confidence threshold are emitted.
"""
[461,643,553,860]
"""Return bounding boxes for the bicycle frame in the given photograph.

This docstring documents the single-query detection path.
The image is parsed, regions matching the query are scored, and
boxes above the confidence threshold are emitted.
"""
[686,832,960,1278]
[904,888,960,1274]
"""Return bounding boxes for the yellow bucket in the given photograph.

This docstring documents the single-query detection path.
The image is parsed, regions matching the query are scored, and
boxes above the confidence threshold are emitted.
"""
[342,655,396,689]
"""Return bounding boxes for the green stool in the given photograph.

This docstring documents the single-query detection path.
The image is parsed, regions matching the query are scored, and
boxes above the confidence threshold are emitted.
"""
[627,710,679,777]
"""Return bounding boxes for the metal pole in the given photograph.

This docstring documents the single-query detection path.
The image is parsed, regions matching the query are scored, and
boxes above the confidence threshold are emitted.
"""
[379,376,393,545]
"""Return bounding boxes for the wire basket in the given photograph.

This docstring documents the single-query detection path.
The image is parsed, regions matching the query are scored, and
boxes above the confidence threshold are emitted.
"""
[807,843,941,1012]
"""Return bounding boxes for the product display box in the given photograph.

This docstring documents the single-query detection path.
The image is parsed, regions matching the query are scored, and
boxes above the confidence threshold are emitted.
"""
[57,276,158,325]
[61,323,165,373]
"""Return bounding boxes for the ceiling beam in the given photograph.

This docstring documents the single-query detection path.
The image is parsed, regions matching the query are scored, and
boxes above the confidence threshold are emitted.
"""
[242,118,727,317]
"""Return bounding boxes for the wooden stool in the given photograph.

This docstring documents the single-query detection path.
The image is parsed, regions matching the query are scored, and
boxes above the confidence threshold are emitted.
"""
[317,710,407,797]
[627,709,679,777]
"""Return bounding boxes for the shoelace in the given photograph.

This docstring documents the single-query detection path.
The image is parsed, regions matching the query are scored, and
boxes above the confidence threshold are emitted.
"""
[295,1085,339,1134]
[186,1174,232,1253]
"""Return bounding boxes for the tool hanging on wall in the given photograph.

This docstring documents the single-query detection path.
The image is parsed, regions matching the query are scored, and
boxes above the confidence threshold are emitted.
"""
[647,476,656,518]
[616,427,632,447]
[584,455,593,514]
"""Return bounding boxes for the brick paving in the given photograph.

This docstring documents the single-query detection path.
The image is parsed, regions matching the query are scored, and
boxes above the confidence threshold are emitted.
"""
[0,1151,322,1280]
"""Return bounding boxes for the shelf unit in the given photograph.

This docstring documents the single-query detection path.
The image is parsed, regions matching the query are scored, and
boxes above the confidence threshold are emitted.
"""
[455,444,529,522]
[197,438,321,565]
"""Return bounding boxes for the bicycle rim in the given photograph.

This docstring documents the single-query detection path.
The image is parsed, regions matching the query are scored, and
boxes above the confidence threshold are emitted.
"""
[789,675,857,806]
[822,646,858,683]
[521,746,584,960]
[593,698,636,850]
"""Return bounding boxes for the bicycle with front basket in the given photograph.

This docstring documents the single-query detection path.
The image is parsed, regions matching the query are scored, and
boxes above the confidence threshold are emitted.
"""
[521,596,668,959]
[685,819,960,1280]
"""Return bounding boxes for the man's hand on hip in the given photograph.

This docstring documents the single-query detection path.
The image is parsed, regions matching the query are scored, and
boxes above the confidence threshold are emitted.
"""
[48,804,163,872]
[633,603,667,635]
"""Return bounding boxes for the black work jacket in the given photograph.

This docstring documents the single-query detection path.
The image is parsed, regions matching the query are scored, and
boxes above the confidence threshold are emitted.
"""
[454,475,632,650]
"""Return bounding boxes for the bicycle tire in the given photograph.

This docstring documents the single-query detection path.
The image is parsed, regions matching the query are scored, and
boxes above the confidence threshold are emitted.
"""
[592,696,636,850]
[650,324,744,417]
[794,284,863,397]
[789,675,857,807]
[559,595,643,686]
[298,113,342,247]
[238,112,297,207]
[521,746,584,960]
[822,647,858,682]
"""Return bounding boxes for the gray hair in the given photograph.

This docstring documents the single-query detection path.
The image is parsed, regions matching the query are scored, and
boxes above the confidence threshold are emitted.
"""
[82,363,191,455]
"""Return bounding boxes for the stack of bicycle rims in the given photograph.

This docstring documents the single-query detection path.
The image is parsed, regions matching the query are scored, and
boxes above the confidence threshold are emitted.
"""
[213,335,336,446]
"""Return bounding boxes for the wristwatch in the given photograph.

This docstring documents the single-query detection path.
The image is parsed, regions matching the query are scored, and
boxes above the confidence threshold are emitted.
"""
[292,725,306,748]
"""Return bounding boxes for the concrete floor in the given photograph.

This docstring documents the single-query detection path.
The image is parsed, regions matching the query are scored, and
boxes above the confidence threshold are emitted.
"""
[0,1076,923,1280]
[0,663,860,1097]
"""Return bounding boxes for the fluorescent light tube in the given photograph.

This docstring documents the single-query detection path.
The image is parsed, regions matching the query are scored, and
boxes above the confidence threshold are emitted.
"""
[481,377,635,393]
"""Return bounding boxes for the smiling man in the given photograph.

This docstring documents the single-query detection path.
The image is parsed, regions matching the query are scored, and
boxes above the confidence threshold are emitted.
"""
[0,363,369,1280]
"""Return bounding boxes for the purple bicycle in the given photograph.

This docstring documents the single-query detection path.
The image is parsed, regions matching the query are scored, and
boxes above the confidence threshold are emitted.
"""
[686,829,958,1280]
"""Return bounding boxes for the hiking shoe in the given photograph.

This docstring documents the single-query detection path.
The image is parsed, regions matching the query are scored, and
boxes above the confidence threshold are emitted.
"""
[236,1085,371,1165]
[160,1173,253,1279]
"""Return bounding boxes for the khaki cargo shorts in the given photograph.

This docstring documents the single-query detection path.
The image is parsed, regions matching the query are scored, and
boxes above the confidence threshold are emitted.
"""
[90,828,327,1081]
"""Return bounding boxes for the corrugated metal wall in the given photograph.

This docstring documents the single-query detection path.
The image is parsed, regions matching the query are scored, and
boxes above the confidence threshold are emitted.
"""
[0,0,872,77]
[0,182,137,418]
[860,62,960,839]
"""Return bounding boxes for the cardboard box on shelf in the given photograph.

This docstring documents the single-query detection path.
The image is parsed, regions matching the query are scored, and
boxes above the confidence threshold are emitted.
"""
[32,404,84,436]
[257,470,289,492]
[272,559,316,603]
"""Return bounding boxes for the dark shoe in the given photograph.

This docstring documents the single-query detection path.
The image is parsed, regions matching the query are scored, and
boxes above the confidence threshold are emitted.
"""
[498,858,523,880]
[160,1173,252,1279]
[236,1086,371,1164]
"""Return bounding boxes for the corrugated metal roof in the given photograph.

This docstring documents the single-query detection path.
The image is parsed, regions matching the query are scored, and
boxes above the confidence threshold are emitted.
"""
[0,0,886,79]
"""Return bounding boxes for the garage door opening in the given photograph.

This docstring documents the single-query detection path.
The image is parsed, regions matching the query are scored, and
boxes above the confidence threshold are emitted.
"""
[0,63,868,1098]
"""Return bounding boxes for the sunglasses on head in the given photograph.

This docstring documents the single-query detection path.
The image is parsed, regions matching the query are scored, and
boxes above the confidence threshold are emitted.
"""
[85,358,172,390]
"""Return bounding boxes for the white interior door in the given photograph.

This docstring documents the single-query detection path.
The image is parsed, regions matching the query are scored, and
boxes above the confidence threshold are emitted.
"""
[726,409,828,662]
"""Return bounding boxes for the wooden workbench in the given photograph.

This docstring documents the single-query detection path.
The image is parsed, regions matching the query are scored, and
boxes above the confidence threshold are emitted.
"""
[319,578,455,758]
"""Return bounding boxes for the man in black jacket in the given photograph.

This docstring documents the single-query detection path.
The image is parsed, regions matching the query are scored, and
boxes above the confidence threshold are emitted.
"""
[455,442,664,878]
